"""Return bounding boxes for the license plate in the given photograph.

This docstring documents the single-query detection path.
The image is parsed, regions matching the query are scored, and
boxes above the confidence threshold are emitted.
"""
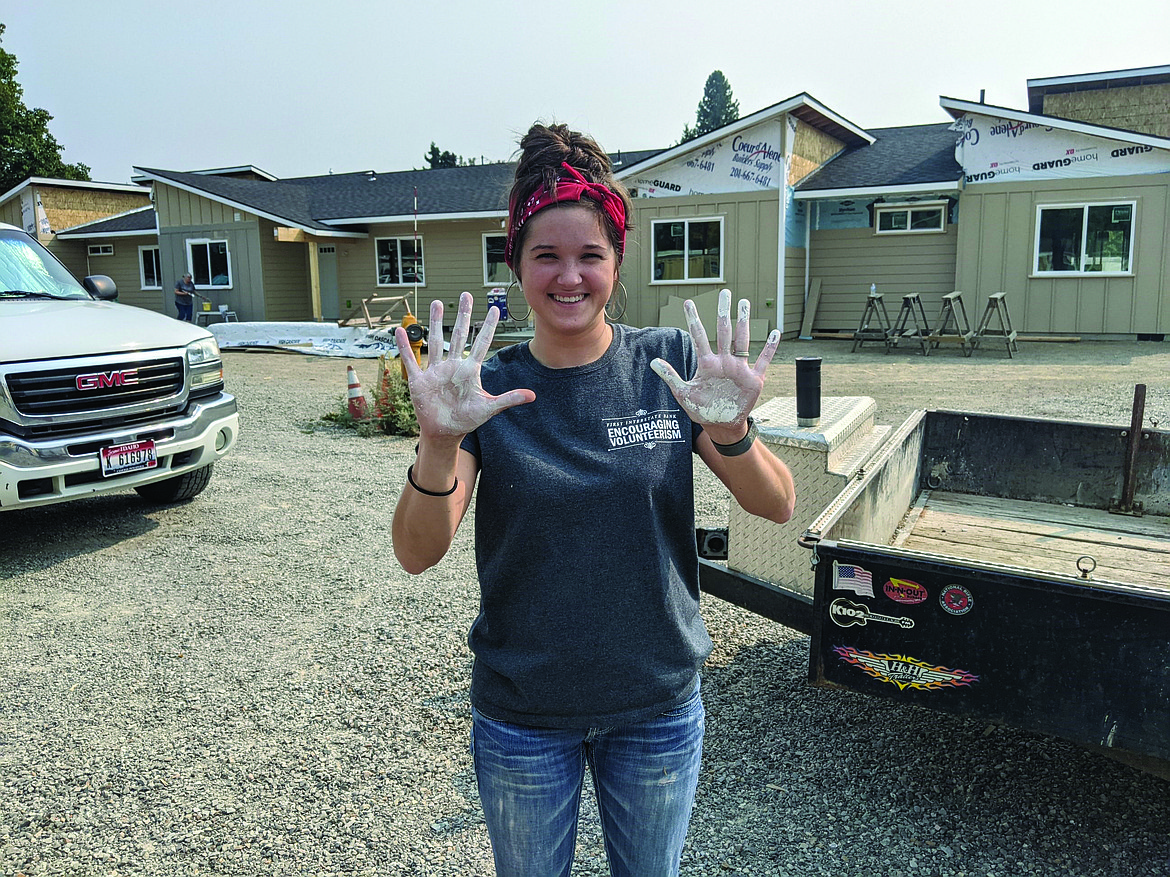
[100,439,157,476]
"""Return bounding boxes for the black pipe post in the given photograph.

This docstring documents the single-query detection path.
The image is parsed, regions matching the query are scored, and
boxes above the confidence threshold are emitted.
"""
[796,356,821,427]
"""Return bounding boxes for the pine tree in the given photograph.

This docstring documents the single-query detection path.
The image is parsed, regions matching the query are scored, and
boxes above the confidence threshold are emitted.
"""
[423,142,461,169]
[679,70,740,144]
[0,24,90,192]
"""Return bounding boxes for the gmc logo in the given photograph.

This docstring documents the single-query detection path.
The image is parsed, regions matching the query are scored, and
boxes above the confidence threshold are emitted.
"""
[76,369,139,391]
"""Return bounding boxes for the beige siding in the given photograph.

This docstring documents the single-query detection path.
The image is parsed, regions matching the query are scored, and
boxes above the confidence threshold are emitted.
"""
[1043,84,1170,138]
[155,184,257,228]
[783,247,807,337]
[0,198,22,228]
[155,184,265,319]
[807,224,959,333]
[335,219,505,324]
[71,236,165,311]
[625,191,780,330]
[257,220,312,321]
[45,239,91,280]
[954,173,1170,336]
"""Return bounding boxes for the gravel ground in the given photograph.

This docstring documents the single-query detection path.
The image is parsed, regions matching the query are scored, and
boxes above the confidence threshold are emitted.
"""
[2,337,1169,876]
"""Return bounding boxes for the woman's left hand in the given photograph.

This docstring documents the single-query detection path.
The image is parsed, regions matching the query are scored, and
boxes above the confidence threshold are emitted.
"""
[650,288,780,441]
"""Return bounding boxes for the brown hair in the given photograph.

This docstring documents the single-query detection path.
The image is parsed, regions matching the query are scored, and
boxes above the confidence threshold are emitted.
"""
[507,122,633,274]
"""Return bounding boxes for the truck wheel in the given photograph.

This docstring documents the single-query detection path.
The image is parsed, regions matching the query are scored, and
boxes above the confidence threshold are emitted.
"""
[134,464,214,503]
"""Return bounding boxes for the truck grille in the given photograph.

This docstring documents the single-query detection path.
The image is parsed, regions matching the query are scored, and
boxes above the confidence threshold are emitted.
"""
[7,358,184,416]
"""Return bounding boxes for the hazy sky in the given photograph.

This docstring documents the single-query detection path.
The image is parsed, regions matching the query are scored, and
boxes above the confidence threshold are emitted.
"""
[5,0,1168,183]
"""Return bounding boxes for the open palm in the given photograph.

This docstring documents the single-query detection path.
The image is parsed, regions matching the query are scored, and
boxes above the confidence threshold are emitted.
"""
[396,292,534,439]
[651,290,780,429]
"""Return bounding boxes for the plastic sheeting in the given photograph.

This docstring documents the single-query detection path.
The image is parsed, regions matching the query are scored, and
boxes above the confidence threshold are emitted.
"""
[207,321,400,358]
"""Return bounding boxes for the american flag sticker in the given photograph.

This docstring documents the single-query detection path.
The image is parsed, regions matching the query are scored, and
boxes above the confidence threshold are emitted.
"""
[833,561,875,597]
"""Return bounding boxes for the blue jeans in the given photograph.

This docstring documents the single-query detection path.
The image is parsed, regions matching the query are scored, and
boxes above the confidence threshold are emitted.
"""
[470,682,704,876]
[175,297,193,321]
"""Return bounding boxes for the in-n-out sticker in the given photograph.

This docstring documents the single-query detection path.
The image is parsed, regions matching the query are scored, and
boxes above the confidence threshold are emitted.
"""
[833,646,979,691]
[940,585,974,616]
[884,578,928,604]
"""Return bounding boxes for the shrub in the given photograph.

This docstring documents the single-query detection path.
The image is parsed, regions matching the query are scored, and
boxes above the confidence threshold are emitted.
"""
[322,357,419,437]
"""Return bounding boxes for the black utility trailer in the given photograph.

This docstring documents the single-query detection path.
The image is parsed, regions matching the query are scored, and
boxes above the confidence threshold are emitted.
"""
[701,395,1170,775]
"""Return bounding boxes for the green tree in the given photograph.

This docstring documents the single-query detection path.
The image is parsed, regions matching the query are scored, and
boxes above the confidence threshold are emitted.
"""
[679,70,741,144]
[423,142,461,169]
[423,142,479,169]
[0,24,90,192]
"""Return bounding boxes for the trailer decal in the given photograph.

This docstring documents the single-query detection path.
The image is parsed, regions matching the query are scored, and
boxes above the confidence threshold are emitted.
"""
[940,585,974,616]
[884,578,929,604]
[833,646,980,691]
[829,599,915,629]
[833,561,874,597]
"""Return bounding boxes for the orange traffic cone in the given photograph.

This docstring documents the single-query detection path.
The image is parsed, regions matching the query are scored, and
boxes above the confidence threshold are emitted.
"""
[346,365,369,420]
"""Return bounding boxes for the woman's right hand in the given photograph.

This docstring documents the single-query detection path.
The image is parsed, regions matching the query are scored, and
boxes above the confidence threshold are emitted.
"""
[395,291,535,442]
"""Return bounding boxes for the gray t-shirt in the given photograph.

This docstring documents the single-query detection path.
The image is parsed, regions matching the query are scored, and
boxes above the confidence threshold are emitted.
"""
[461,324,710,728]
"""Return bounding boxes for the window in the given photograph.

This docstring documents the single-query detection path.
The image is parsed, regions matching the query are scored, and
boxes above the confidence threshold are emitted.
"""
[1035,202,1135,275]
[651,217,723,283]
[187,239,232,288]
[482,233,513,286]
[875,203,946,235]
[139,246,161,289]
[88,243,114,256]
[376,237,424,286]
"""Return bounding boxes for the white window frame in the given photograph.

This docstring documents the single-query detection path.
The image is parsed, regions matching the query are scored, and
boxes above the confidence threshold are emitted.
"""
[186,238,233,289]
[375,236,425,287]
[874,201,947,235]
[649,216,725,285]
[139,245,162,290]
[88,243,114,256]
[1032,200,1136,277]
[482,232,513,286]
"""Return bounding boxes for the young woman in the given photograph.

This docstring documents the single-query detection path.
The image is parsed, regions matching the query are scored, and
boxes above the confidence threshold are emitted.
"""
[392,123,794,876]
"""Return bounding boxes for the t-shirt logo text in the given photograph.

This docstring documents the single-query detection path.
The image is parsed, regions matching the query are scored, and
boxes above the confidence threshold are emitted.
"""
[605,409,685,450]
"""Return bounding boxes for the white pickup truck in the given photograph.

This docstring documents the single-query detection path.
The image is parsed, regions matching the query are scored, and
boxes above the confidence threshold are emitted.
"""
[0,222,239,510]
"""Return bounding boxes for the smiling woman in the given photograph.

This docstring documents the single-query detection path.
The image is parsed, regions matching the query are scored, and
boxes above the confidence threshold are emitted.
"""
[389,122,795,876]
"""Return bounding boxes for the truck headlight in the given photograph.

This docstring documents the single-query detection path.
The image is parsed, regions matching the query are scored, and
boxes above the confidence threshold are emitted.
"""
[186,337,221,365]
[187,337,224,393]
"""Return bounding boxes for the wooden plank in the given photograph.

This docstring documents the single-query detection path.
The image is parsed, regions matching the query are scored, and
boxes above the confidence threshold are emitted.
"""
[929,492,1170,540]
[799,278,822,340]
[896,491,1170,590]
[307,240,322,322]
[274,227,307,243]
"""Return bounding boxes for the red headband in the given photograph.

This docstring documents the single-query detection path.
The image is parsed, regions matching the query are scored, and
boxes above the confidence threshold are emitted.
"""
[504,162,627,268]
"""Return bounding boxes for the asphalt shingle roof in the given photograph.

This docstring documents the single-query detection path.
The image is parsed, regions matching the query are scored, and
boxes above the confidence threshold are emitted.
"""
[138,149,666,228]
[59,207,156,235]
[796,123,961,192]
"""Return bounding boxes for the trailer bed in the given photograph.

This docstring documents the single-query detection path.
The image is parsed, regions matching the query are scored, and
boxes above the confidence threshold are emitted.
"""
[893,490,1170,592]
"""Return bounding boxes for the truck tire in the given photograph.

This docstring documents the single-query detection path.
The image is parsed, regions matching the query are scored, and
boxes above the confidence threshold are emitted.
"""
[134,464,214,503]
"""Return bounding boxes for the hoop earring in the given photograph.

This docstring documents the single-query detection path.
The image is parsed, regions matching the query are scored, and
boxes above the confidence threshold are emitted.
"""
[605,280,628,322]
[505,279,532,323]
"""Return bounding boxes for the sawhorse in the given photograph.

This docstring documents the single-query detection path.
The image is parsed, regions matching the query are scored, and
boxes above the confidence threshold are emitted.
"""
[927,291,977,356]
[890,293,932,355]
[852,291,894,352]
[975,292,1019,358]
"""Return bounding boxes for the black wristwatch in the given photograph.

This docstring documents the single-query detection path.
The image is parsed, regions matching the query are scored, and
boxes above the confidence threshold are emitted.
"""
[711,416,757,457]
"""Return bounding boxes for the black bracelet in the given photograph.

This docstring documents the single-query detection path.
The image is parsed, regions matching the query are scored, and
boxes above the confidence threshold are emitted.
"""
[710,416,758,457]
[407,464,458,497]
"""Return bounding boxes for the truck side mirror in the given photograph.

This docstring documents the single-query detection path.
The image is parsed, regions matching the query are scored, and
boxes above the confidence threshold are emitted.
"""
[83,274,118,301]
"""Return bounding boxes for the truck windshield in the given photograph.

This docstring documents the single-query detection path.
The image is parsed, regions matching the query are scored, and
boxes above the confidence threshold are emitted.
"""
[0,231,90,300]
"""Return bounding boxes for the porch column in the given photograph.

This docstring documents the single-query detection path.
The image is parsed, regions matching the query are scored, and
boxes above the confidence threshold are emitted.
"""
[307,239,322,321]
